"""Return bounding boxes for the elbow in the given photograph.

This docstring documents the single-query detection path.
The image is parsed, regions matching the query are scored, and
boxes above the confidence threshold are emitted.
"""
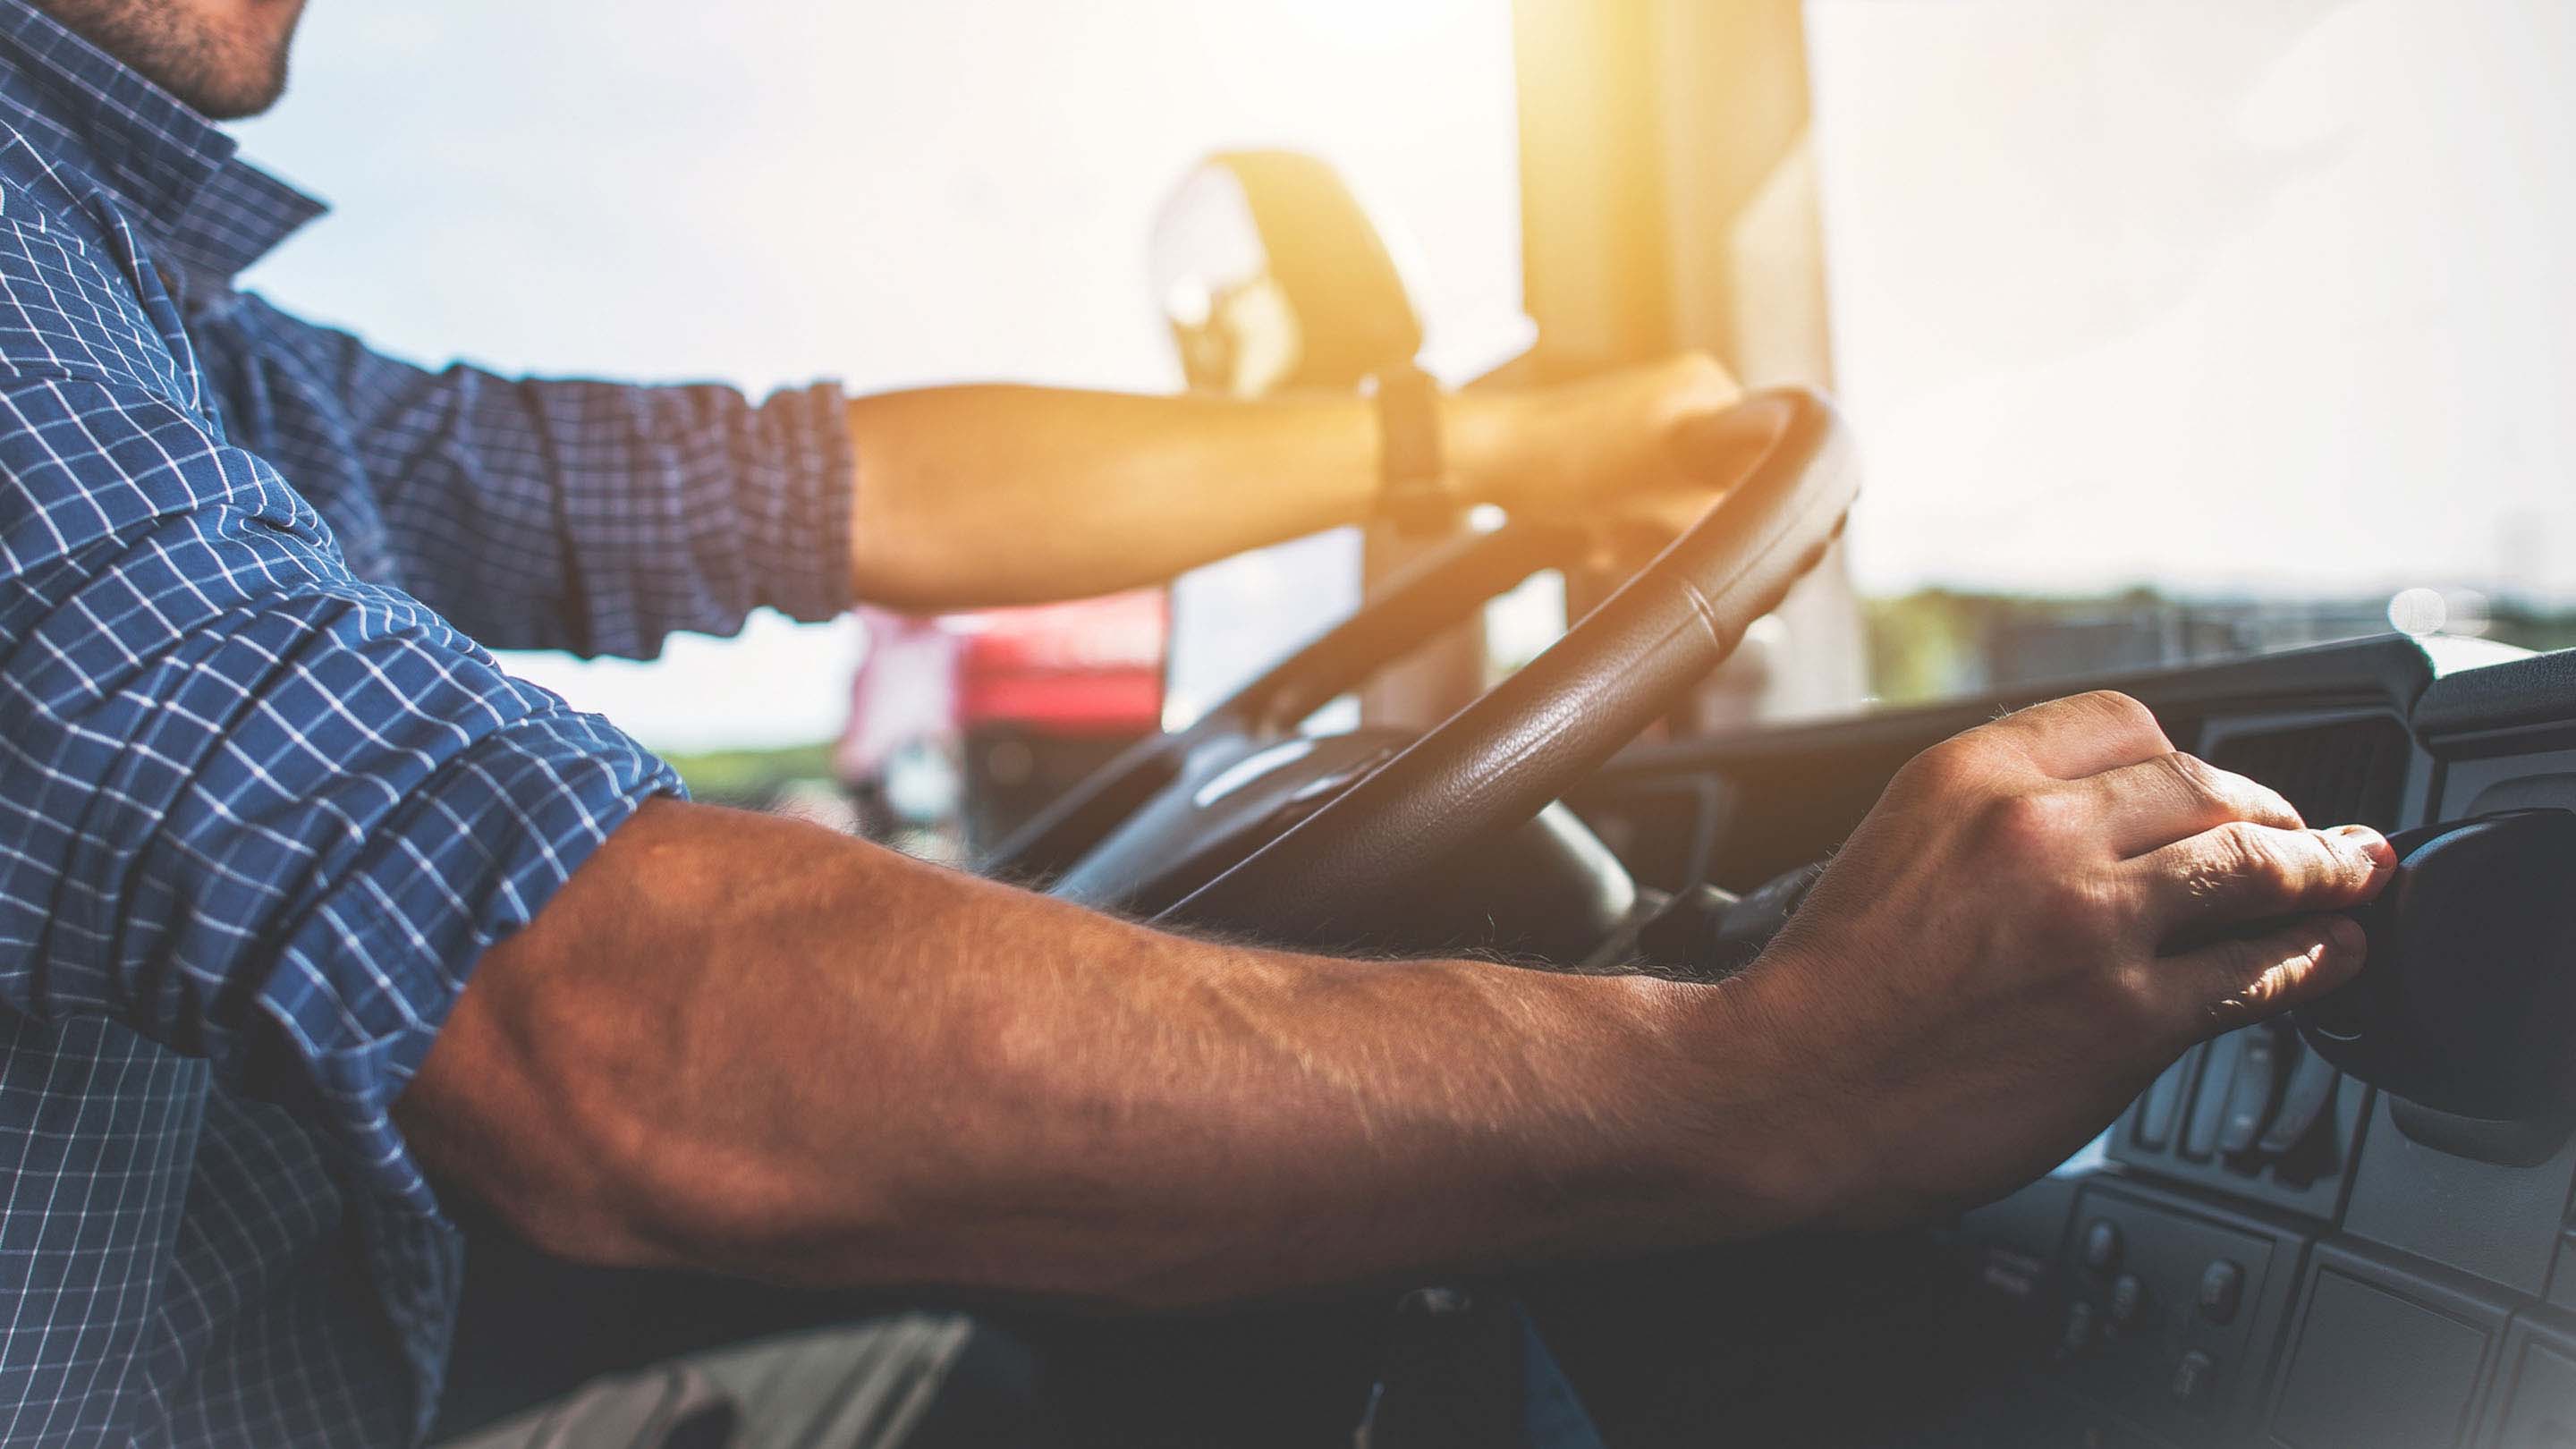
[401,989,827,1277]
[399,1045,689,1273]
[477,1167,675,1274]
[411,1065,875,1280]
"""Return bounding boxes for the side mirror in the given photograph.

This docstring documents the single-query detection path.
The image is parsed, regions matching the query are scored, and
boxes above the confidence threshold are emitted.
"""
[1149,151,1424,396]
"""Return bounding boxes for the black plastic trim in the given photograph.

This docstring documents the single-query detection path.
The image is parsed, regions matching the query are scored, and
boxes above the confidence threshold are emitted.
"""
[1599,634,2434,781]
[2418,649,2576,742]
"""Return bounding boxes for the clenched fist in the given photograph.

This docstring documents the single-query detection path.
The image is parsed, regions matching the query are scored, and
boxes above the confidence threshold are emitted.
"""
[1726,691,2392,1228]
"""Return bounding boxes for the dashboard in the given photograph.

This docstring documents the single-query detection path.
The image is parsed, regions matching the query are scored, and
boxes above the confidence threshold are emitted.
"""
[1563,636,2576,1449]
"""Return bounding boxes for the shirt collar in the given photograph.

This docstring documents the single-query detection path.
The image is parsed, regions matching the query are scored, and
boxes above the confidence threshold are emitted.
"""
[0,0,324,281]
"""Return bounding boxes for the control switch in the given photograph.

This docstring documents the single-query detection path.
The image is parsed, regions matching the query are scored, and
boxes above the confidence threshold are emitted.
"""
[2081,1218,2123,1274]
[2255,1046,2337,1156]
[2214,1025,2283,1155]
[2196,1260,2244,1326]
[2181,1033,2241,1160]
[2170,1350,2217,1411]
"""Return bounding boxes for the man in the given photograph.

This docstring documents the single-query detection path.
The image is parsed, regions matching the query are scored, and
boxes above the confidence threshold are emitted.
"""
[0,0,2394,1445]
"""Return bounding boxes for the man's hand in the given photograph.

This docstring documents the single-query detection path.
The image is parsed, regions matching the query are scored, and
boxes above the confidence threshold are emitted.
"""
[1729,690,2393,1228]
[401,690,2386,1308]
[1450,352,1748,543]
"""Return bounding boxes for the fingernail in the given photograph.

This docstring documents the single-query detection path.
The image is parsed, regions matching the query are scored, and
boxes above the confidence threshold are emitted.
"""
[2321,913,2367,958]
[2333,825,2395,869]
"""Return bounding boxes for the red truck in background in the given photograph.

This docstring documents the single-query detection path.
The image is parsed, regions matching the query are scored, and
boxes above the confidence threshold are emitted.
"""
[836,590,1167,857]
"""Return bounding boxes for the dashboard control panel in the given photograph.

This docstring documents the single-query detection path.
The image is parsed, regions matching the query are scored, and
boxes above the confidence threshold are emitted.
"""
[2111,1023,2368,1221]
[1972,698,2576,1445]
[2050,1182,2306,1444]
[1590,642,2576,1445]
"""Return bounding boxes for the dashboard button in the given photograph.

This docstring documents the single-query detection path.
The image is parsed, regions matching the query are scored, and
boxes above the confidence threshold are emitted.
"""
[2081,1218,2123,1273]
[2170,1349,2218,1409]
[2108,1273,2146,1327]
[2257,1043,2339,1156]
[2182,1032,2243,1159]
[2197,1260,2244,1325]
[2059,1300,2099,1358]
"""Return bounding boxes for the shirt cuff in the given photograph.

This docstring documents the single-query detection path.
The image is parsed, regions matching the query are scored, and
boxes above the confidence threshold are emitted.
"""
[254,703,679,1207]
[751,378,857,628]
[543,377,857,660]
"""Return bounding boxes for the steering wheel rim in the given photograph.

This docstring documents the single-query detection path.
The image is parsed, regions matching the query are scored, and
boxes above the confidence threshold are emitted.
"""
[1159,386,1857,943]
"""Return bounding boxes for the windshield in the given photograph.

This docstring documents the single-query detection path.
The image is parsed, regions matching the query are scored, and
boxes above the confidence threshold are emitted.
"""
[1809,0,2574,699]
[232,0,2569,811]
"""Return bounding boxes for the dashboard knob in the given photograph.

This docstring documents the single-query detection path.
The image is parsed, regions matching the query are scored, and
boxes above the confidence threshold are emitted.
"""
[2294,809,2576,1122]
[2080,1218,2123,1273]
[2196,1260,2244,1325]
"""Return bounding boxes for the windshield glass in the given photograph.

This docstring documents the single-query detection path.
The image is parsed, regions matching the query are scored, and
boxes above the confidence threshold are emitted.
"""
[232,1,2568,821]
[1807,0,2575,700]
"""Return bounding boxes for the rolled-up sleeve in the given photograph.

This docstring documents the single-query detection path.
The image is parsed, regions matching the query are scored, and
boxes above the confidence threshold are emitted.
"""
[209,294,855,660]
[0,373,674,1207]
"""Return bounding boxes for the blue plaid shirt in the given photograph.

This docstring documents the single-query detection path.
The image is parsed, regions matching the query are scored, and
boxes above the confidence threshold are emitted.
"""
[0,4,855,1443]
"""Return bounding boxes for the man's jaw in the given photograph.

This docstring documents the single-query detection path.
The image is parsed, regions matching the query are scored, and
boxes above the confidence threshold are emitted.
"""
[30,0,306,120]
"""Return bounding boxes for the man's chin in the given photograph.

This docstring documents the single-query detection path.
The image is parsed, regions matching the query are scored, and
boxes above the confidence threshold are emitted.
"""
[169,17,297,120]
[30,0,299,120]
[188,58,288,121]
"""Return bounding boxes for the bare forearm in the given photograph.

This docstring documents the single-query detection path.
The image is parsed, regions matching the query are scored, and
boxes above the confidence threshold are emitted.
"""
[842,384,1527,610]
[400,800,1806,1307]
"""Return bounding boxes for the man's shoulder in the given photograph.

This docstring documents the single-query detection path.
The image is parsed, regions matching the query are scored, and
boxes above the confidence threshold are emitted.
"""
[0,124,196,402]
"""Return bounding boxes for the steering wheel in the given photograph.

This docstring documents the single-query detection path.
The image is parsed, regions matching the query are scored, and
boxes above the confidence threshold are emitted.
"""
[984,386,1857,953]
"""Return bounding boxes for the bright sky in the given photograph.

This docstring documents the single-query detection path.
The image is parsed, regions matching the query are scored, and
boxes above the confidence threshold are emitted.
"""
[1808,0,2576,601]
[228,0,2573,750]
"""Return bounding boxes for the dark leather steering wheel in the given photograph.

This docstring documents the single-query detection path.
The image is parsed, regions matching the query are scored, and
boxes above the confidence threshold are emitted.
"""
[984,386,1857,950]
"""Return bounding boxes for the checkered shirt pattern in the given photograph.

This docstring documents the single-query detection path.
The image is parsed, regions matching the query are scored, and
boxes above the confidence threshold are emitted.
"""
[0,2,856,1443]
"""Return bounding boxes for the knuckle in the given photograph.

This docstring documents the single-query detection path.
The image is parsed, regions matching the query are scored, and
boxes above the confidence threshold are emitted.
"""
[2210,820,2289,890]
[1980,790,2071,858]
[2179,857,2229,903]
[2199,937,2303,1032]
[2105,960,2175,1026]
[2158,750,2224,807]
[1897,735,1987,798]
[2185,751,2301,828]
[2078,690,2167,746]
[2173,950,2256,1035]
[2231,958,2293,1014]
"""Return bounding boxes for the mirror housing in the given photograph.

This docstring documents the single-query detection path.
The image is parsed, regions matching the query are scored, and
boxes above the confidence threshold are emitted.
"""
[1150,150,1424,396]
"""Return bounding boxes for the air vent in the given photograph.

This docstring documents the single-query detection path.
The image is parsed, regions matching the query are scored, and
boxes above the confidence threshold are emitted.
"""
[2205,716,2411,832]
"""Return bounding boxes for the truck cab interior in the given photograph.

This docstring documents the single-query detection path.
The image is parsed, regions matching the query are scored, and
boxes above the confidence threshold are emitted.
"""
[419,3,2576,1445]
